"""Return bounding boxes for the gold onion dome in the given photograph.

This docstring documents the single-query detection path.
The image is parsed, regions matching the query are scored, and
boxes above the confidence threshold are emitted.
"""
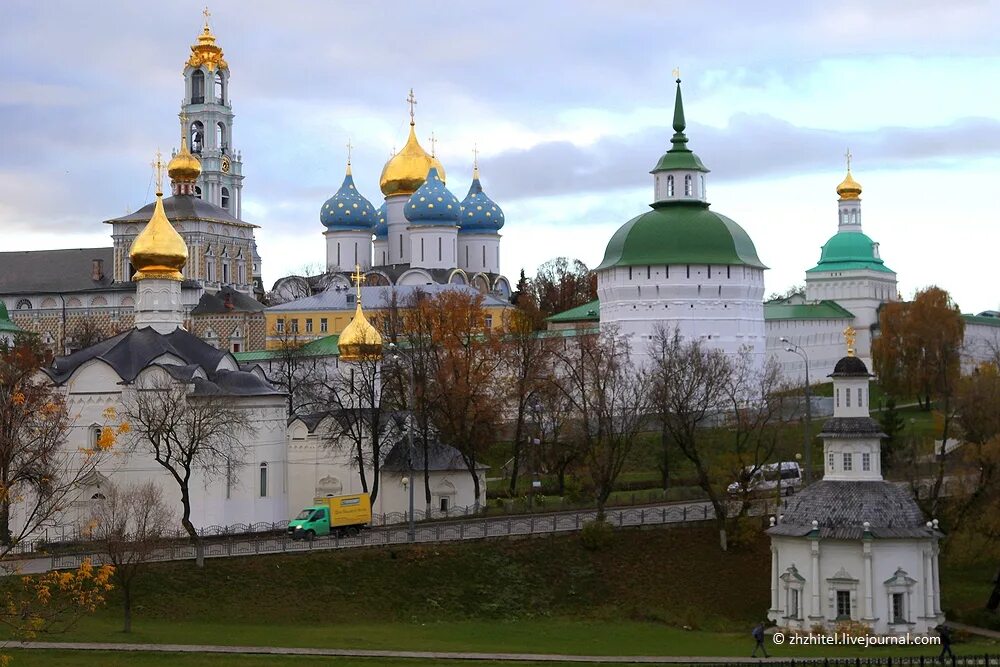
[836,170,862,200]
[338,301,384,362]
[186,14,228,71]
[129,189,189,282]
[380,123,445,196]
[168,134,202,183]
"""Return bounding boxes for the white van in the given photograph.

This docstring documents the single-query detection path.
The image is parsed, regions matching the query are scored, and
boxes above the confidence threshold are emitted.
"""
[728,461,803,497]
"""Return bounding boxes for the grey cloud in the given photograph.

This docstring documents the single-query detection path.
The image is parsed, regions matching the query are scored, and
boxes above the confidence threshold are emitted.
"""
[477,115,1000,201]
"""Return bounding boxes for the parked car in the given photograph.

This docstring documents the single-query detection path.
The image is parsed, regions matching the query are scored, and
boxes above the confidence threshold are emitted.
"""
[727,462,802,497]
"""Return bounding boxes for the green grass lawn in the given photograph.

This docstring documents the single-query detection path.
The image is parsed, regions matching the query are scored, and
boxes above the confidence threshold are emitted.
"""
[1,527,997,660]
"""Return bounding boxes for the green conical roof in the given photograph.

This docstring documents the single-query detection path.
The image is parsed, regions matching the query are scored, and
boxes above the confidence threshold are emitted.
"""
[651,79,709,174]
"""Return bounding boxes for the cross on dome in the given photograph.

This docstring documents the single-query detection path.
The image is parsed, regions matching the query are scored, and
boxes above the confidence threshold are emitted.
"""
[350,263,366,302]
[151,150,164,195]
[845,147,853,172]
[407,88,417,125]
[428,131,437,157]
[842,325,856,356]
[202,6,211,27]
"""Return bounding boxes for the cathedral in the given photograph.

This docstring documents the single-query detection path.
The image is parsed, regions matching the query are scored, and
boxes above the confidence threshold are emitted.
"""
[269,92,511,304]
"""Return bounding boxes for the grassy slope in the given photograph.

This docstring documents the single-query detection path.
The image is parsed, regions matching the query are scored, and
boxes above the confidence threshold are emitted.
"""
[3,526,996,659]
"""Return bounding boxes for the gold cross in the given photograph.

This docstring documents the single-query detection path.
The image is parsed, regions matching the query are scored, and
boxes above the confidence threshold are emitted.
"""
[346,138,353,165]
[428,131,437,157]
[151,150,164,194]
[845,148,852,172]
[472,143,479,169]
[350,263,366,302]
[406,88,417,124]
[672,67,680,80]
[842,326,856,357]
[179,112,188,144]
[202,6,211,27]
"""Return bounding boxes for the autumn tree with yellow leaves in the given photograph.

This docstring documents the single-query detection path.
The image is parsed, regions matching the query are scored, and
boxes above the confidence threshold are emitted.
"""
[0,334,121,551]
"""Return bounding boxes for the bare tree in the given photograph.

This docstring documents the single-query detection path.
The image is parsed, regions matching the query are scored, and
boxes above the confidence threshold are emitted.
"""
[533,378,582,495]
[268,327,322,417]
[122,374,251,567]
[501,303,553,495]
[552,329,648,519]
[0,335,116,553]
[85,481,173,632]
[318,355,385,501]
[648,327,733,549]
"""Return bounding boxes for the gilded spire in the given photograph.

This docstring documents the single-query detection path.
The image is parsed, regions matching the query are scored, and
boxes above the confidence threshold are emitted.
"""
[338,264,383,362]
[836,148,862,200]
[186,7,228,71]
[472,143,480,180]
[346,137,353,176]
[130,152,189,282]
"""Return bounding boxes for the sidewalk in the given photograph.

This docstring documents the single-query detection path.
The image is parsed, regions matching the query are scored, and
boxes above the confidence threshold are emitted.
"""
[10,640,810,663]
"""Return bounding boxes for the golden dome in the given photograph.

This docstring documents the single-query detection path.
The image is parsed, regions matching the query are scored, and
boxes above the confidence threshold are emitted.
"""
[836,170,862,200]
[168,134,201,183]
[129,192,189,281]
[379,124,446,196]
[186,17,228,72]
[338,301,383,362]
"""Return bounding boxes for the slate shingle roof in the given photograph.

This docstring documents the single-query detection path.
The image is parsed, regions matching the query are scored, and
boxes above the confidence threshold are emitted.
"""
[767,480,932,539]
[105,195,249,226]
[818,416,887,438]
[831,355,871,377]
[191,286,266,315]
[382,439,488,472]
[45,327,281,396]
[0,248,117,294]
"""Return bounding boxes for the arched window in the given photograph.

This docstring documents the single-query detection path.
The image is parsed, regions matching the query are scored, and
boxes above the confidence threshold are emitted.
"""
[190,121,204,153]
[221,187,230,210]
[259,462,268,497]
[215,72,225,103]
[194,185,202,199]
[191,70,205,103]
[15,298,31,310]
[684,174,693,196]
[216,122,226,152]
[666,175,674,197]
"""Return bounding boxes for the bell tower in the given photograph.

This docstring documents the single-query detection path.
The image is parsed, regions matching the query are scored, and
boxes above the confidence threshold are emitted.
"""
[180,8,244,219]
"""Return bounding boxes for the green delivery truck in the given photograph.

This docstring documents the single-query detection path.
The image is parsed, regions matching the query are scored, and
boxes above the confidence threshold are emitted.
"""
[287,493,371,540]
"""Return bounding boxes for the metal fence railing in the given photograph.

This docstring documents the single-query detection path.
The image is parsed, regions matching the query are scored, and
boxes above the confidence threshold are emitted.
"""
[45,502,718,570]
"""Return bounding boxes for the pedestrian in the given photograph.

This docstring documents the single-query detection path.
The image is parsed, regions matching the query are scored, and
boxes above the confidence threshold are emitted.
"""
[752,622,769,658]
[936,624,954,662]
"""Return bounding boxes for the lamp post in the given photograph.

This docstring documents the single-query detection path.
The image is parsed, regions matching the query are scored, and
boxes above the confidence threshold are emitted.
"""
[529,400,542,509]
[388,342,416,542]
[781,337,813,485]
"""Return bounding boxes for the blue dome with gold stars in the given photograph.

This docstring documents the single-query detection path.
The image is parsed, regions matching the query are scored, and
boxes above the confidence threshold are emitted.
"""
[404,168,460,225]
[459,168,504,233]
[374,202,388,238]
[320,169,376,230]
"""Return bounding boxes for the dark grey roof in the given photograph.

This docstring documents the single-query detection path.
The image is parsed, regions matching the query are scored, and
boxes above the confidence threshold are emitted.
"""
[0,248,116,294]
[831,356,871,377]
[44,326,281,396]
[382,439,488,472]
[768,480,931,539]
[105,195,247,226]
[269,283,509,312]
[818,416,887,438]
[191,286,266,315]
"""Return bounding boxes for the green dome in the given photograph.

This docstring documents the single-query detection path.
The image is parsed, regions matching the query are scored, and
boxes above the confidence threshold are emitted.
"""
[596,201,766,271]
[806,231,894,274]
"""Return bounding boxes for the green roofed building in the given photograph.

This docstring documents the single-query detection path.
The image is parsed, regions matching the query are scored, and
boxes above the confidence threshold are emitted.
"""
[594,77,767,370]
[0,302,25,345]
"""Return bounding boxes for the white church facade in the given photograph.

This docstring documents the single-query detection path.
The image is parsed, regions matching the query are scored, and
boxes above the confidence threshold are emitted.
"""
[767,339,943,634]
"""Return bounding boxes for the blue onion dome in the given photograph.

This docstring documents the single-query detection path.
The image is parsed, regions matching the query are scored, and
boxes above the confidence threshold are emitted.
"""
[374,202,388,238]
[403,167,460,225]
[320,166,376,230]
[459,166,504,233]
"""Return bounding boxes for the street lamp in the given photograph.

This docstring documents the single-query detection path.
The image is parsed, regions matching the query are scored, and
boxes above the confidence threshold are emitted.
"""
[528,400,542,509]
[780,337,813,485]
[387,342,416,542]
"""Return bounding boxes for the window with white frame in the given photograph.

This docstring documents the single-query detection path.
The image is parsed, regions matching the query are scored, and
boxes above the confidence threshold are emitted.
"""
[259,462,268,498]
[862,452,871,471]
[843,452,853,471]
[828,451,835,470]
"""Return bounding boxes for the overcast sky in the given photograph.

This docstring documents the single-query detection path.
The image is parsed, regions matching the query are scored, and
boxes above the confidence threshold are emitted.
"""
[2,0,998,312]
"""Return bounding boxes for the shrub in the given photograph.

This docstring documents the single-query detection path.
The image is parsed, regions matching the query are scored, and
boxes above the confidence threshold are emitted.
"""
[833,619,873,637]
[580,519,614,552]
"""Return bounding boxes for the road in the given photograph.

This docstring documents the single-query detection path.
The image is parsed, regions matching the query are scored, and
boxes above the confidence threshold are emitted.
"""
[4,499,717,575]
